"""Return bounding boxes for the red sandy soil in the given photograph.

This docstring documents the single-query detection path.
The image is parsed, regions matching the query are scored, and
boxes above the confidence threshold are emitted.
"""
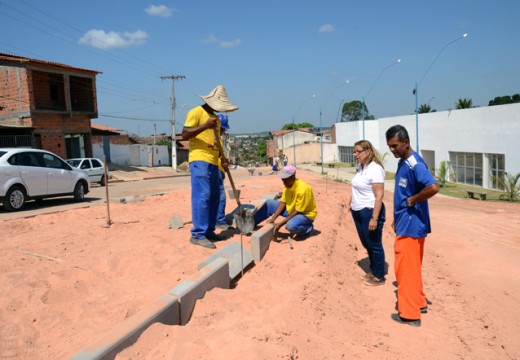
[1,167,519,359]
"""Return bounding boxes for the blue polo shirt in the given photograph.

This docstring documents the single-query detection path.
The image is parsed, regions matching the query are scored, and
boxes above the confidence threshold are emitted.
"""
[393,152,437,238]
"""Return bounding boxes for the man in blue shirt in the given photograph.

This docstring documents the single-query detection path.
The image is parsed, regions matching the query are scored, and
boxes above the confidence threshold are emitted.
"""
[386,125,439,327]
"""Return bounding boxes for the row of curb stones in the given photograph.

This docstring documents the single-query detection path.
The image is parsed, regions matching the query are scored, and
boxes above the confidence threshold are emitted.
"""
[70,194,278,360]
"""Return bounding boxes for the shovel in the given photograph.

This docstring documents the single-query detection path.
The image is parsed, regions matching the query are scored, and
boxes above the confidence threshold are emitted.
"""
[213,127,245,218]
[169,214,192,229]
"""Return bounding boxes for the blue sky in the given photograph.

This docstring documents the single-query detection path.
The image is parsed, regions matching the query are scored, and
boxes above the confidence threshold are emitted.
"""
[1,0,519,136]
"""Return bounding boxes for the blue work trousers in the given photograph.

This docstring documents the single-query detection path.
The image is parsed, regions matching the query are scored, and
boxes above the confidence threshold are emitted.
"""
[190,161,220,239]
[253,199,314,236]
[217,170,227,225]
[351,204,386,279]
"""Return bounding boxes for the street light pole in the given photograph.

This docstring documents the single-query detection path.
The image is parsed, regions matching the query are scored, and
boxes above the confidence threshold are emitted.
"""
[361,58,401,140]
[292,94,316,165]
[414,33,468,153]
[320,80,349,174]
[336,99,347,123]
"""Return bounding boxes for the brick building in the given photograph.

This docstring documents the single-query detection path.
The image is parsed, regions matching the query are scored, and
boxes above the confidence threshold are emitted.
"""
[0,53,100,159]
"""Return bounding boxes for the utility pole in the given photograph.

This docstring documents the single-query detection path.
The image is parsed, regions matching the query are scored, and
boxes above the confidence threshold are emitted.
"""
[160,75,185,170]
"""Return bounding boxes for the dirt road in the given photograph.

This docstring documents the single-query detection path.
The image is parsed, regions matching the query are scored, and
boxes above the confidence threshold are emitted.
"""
[1,167,519,359]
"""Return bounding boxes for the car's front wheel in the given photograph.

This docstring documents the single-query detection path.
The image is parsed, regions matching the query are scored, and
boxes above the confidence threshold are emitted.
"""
[73,182,86,202]
[4,186,26,211]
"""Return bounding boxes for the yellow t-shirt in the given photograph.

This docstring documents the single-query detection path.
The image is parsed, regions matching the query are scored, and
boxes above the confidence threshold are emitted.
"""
[183,106,220,165]
[281,178,317,220]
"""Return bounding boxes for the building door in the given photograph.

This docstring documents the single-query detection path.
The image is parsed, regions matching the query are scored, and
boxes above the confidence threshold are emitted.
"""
[65,134,85,158]
[421,150,435,174]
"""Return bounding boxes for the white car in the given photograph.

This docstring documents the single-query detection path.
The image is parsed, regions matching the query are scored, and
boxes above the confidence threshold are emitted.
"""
[66,158,108,186]
[0,148,90,211]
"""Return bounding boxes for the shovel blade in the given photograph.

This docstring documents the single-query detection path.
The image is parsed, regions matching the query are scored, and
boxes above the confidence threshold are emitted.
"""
[234,208,255,234]
[169,214,188,229]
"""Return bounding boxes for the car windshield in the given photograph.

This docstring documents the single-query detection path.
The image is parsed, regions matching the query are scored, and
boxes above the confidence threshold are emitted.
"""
[67,159,82,167]
[0,151,7,158]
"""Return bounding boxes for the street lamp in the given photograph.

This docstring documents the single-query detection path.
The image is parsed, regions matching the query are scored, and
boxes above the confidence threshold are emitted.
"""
[361,58,401,140]
[336,99,347,123]
[414,33,468,152]
[292,94,316,165]
[320,80,350,174]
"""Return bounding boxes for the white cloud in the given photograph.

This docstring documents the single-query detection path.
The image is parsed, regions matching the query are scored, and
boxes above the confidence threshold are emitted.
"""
[220,38,241,48]
[145,5,174,17]
[79,29,148,50]
[202,34,218,44]
[201,35,241,48]
[318,24,335,33]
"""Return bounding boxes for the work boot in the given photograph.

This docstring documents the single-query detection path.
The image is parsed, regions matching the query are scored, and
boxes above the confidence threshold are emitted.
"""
[390,314,421,327]
[190,237,216,249]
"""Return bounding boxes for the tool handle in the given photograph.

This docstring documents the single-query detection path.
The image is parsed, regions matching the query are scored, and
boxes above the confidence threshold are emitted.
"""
[213,127,242,207]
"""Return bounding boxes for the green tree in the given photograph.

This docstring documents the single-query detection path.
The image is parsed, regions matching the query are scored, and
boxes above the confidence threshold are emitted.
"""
[488,94,520,106]
[257,140,267,160]
[281,122,314,130]
[495,172,520,202]
[340,100,374,122]
[455,98,473,109]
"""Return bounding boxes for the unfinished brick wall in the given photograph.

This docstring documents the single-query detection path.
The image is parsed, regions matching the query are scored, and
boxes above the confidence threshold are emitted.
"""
[1,56,99,158]
[0,65,30,118]
[40,133,66,158]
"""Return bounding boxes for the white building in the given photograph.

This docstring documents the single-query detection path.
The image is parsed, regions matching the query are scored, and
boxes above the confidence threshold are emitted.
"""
[332,103,520,190]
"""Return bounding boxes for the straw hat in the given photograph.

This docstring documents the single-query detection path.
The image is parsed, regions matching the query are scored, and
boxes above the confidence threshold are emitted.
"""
[200,85,239,112]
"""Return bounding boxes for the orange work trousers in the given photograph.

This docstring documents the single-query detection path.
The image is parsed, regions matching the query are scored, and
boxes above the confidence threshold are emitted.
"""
[394,236,427,320]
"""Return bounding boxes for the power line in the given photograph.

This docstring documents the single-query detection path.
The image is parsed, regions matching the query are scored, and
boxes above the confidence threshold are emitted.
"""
[99,114,170,122]
[0,1,165,77]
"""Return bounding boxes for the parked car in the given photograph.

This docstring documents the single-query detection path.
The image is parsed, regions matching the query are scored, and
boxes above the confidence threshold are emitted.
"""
[66,158,108,186]
[0,148,90,211]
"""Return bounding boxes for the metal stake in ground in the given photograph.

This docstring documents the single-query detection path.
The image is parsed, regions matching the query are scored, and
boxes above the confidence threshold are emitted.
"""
[234,210,254,277]
[103,155,112,227]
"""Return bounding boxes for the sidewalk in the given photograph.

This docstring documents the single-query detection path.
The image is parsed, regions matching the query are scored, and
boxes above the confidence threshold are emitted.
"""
[108,164,187,181]
[298,163,396,193]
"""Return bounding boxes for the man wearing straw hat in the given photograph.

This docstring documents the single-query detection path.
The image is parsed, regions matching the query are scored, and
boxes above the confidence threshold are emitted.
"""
[182,85,238,249]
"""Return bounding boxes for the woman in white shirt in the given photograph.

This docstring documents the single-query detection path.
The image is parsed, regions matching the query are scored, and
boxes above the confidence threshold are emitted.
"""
[348,140,386,286]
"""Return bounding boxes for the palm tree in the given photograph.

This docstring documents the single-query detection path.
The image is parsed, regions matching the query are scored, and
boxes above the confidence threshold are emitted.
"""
[495,172,520,202]
[456,98,473,109]
[418,104,432,113]
[434,160,454,187]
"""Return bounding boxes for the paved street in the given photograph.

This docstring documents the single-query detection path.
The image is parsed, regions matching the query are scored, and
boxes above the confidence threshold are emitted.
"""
[0,168,259,221]
[0,175,191,221]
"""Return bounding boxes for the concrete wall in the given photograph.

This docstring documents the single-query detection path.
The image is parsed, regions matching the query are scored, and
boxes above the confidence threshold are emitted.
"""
[277,131,315,149]
[93,144,170,167]
[334,103,520,187]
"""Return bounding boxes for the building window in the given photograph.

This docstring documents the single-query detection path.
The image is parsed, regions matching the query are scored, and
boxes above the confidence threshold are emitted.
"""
[338,146,355,164]
[449,152,483,187]
[32,70,66,111]
[489,153,505,190]
[70,76,94,112]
